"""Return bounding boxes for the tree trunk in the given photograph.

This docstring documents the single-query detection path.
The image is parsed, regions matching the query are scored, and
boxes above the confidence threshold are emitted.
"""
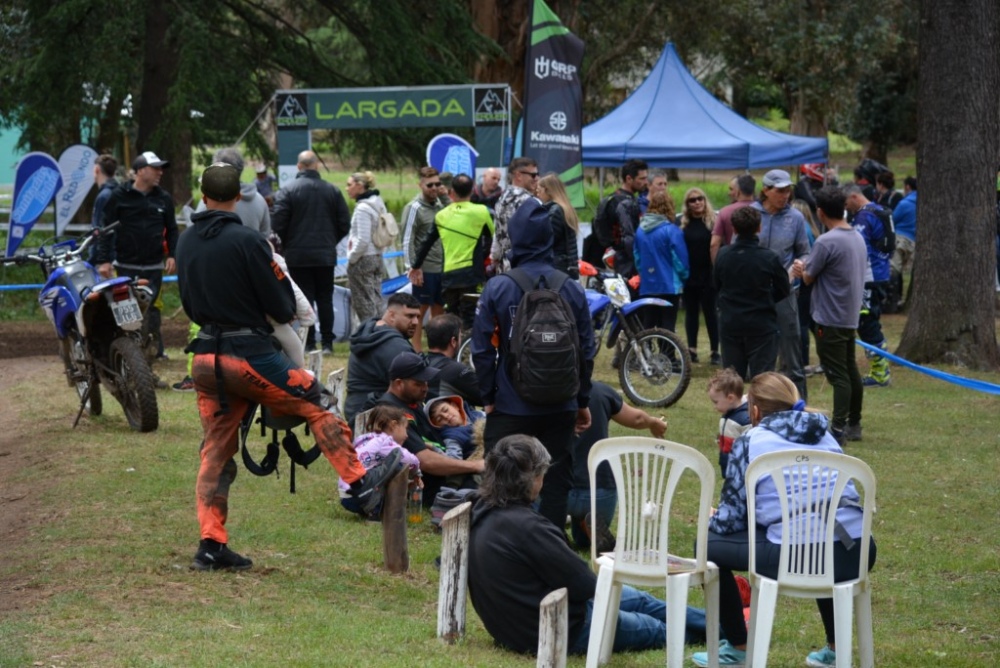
[470,0,529,103]
[136,2,188,205]
[788,102,828,138]
[860,140,888,167]
[896,0,1000,369]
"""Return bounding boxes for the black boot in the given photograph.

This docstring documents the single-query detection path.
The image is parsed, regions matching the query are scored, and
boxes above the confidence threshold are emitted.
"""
[349,448,405,515]
[192,538,253,571]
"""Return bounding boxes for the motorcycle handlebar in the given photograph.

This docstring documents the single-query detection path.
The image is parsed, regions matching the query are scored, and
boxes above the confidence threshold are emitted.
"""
[1,222,120,267]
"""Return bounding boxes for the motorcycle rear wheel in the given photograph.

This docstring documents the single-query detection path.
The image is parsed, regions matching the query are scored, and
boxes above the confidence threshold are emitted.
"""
[618,327,692,408]
[109,337,159,432]
[60,335,103,417]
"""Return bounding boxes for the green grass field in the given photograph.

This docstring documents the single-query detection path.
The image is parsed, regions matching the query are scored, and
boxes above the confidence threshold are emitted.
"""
[0,312,997,667]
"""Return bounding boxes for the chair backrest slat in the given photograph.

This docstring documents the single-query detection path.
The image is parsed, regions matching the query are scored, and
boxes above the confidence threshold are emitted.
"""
[747,450,876,591]
[588,437,715,578]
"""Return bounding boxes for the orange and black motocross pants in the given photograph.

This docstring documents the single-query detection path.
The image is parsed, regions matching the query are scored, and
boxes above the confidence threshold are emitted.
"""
[191,351,365,544]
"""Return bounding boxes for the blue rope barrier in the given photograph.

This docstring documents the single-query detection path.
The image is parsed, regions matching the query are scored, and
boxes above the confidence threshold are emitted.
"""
[856,338,1000,395]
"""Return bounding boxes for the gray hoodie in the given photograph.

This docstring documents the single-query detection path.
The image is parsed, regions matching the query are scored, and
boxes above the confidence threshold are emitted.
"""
[196,182,271,236]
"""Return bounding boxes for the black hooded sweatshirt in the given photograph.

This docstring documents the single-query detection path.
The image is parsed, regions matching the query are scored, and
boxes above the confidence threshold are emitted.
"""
[177,209,294,357]
[342,317,415,424]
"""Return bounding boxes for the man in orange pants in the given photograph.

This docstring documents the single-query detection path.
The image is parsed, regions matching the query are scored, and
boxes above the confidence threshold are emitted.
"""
[177,163,400,571]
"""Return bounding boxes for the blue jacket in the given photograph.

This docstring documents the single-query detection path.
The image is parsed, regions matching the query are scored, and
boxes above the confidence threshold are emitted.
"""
[471,199,596,415]
[893,191,917,241]
[634,214,689,296]
[709,410,864,545]
[852,204,892,283]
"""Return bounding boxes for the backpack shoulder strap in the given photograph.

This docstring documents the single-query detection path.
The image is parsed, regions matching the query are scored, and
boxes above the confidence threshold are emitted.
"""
[505,267,538,295]
[545,270,570,293]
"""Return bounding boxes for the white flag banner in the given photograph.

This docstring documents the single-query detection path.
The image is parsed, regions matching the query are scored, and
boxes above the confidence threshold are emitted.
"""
[54,144,97,235]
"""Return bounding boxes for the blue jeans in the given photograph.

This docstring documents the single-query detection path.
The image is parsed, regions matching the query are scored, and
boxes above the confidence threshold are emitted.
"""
[566,487,617,550]
[569,585,707,654]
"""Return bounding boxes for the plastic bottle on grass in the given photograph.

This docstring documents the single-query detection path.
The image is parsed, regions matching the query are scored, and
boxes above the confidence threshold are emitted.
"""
[408,485,423,524]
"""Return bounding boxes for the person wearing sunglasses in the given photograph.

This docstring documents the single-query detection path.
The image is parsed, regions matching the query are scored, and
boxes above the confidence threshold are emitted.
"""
[679,188,720,366]
[492,156,539,275]
[403,166,447,351]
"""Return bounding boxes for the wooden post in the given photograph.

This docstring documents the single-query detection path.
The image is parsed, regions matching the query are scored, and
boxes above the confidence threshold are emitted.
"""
[307,349,322,379]
[437,501,472,643]
[537,588,568,668]
[325,368,345,417]
[381,470,409,573]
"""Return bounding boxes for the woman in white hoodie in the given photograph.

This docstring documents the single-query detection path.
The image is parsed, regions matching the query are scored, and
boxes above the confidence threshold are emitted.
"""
[346,171,388,323]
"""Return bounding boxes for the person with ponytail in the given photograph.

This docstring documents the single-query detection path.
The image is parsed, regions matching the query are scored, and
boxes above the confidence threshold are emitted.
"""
[346,170,388,323]
[691,372,877,668]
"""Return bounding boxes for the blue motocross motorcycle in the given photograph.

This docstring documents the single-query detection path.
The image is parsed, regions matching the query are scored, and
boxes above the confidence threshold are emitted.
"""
[580,259,691,408]
[3,225,159,431]
[453,259,691,408]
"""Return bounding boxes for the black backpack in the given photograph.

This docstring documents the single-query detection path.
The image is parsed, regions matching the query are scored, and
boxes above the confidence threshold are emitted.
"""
[583,193,628,266]
[864,204,896,255]
[505,268,581,405]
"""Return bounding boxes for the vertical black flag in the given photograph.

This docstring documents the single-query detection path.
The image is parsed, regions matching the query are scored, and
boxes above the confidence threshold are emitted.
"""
[521,0,585,207]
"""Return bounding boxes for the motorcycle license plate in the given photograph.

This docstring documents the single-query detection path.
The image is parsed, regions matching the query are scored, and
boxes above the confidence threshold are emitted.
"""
[111,297,143,330]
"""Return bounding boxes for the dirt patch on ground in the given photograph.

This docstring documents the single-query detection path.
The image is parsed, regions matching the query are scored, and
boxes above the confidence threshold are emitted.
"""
[0,316,191,359]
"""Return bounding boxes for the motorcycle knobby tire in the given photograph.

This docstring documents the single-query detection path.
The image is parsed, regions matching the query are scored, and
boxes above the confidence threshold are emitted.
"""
[617,327,692,408]
[108,337,160,432]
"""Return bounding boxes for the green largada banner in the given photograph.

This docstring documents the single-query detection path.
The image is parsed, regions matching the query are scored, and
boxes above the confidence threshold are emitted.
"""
[521,0,585,208]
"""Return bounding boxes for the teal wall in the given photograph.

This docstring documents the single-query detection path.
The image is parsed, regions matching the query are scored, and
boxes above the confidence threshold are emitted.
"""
[0,126,27,185]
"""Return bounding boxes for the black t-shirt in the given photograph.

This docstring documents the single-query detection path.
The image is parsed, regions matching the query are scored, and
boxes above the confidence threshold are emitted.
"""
[683,219,713,288]
[426,352,483,406]
[570,381,623,490]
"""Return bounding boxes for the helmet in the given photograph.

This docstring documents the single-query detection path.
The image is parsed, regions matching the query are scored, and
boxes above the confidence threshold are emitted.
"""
[800,163,826,183]
[602,247,616,270]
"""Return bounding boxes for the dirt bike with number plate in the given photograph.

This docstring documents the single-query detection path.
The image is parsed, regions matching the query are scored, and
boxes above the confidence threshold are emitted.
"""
[580,258,691,408]
[2,224,160,431]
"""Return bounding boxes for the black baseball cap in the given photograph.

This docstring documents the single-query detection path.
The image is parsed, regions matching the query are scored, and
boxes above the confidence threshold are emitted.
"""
[132,151,169,170]
[388,352,439,382]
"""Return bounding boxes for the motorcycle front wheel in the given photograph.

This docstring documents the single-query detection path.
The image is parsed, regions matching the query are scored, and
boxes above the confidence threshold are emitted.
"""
[60,334,103,417]
[618,327,692,408]
[108,337,159,432]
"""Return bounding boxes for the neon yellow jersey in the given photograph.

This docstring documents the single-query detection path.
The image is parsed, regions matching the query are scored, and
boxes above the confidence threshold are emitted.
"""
[434,202,495,273]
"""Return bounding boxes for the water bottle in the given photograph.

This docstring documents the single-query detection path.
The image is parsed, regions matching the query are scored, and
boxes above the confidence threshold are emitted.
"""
[408,485,423,524]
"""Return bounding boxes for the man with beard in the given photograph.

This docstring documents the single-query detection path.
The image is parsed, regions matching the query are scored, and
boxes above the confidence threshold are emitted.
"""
[377,352,484,504]
[343,292,422,425]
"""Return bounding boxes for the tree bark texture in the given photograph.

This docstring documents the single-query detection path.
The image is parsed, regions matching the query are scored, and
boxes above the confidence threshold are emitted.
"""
[136,3,189,205]
[896,0,1000,369]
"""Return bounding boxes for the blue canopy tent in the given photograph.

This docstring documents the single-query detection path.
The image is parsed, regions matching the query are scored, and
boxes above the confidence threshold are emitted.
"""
[582,43,828,169]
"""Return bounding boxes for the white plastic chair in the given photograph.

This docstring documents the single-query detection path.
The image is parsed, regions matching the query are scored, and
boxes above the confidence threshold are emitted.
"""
[585,437,720,668]
[745,450,876,668]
